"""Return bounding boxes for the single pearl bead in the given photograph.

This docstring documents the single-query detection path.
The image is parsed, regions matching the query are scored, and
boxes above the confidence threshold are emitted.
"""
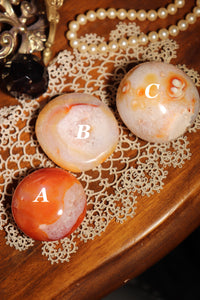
[147,10,157,21]
[88,43,98,54]
[197,0,200,7]
[177,19,189,31]
[186,13,197,24]
[138,33,148,45]
[77,14,87,25]
[157,8,168,19]
[167,4,178,15]
[66,31,77,40]
[158,28,169,40]
[174,0,185,8]
[96,8,107,20]
[86,10,97,22]
[98,42,108,53]
[69,21,80,32]
[168,25,180,36]
[128,35,138,46]
[70,39,79,48]
[127,9,137,20]
[108,40,119,51]
[118,38,128,48]
[193,6,200,17]
[137,9,146,21]
[107,8,117,19]
[78,42,88,53]
[148,31,159,42]
[117,9,127,20]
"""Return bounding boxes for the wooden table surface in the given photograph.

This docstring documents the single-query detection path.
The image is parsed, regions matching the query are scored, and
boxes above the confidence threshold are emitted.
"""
[0,1,200,299]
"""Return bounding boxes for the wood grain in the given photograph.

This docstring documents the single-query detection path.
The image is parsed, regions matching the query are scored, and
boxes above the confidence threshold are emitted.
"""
[0,1,200,299]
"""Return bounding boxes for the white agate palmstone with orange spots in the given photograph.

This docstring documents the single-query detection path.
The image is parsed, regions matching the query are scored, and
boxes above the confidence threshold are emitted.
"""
[36,93,119,172]
[117,62,200,143]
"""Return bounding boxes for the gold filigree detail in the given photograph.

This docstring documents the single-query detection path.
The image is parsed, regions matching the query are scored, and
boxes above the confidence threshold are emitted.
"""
[0,0,47,59]
[0,0,63,64]
[43,0,64,65]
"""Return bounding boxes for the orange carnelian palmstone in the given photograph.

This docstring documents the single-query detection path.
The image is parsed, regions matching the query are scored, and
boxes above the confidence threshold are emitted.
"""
[12,168,87,241]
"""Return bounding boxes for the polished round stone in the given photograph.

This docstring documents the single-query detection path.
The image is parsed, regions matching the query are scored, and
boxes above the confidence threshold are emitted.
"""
[35,93,119,172]
[116,62,200,143]
[12,168,87,241]
[0,53,48,98]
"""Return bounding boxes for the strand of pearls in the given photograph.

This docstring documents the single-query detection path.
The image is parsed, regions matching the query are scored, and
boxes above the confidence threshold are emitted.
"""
[66,0,200,54]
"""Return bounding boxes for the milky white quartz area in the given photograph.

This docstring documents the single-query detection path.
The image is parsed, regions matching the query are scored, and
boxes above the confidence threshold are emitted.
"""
[117,62,200,143]
[36,93,119,172]
[39,183,86,240]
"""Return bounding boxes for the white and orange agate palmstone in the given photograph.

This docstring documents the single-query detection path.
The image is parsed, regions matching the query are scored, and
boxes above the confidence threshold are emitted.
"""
[117,62,200,143]
[36,93,119,172]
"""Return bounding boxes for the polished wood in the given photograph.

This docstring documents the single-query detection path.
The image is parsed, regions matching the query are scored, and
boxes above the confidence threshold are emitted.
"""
[0,1,200,299]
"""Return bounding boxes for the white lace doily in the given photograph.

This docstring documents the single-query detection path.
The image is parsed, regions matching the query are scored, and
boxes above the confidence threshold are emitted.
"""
[0,22,200,264]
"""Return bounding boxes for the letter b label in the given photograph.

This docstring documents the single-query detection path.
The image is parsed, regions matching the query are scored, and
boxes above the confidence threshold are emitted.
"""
[76,124,91,139]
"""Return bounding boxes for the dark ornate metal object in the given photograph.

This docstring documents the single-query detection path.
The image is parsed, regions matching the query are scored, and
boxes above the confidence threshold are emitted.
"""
[0,0,63,98]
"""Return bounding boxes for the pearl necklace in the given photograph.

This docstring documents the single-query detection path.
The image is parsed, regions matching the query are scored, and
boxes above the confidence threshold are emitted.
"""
[66,0,200,54]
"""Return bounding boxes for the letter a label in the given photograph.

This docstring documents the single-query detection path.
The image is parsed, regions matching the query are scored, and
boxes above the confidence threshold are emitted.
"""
[76,124,91,139]
[33,187,49,202]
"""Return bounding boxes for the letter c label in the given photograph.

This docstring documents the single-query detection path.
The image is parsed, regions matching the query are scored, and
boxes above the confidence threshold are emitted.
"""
[145,83,160,99]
